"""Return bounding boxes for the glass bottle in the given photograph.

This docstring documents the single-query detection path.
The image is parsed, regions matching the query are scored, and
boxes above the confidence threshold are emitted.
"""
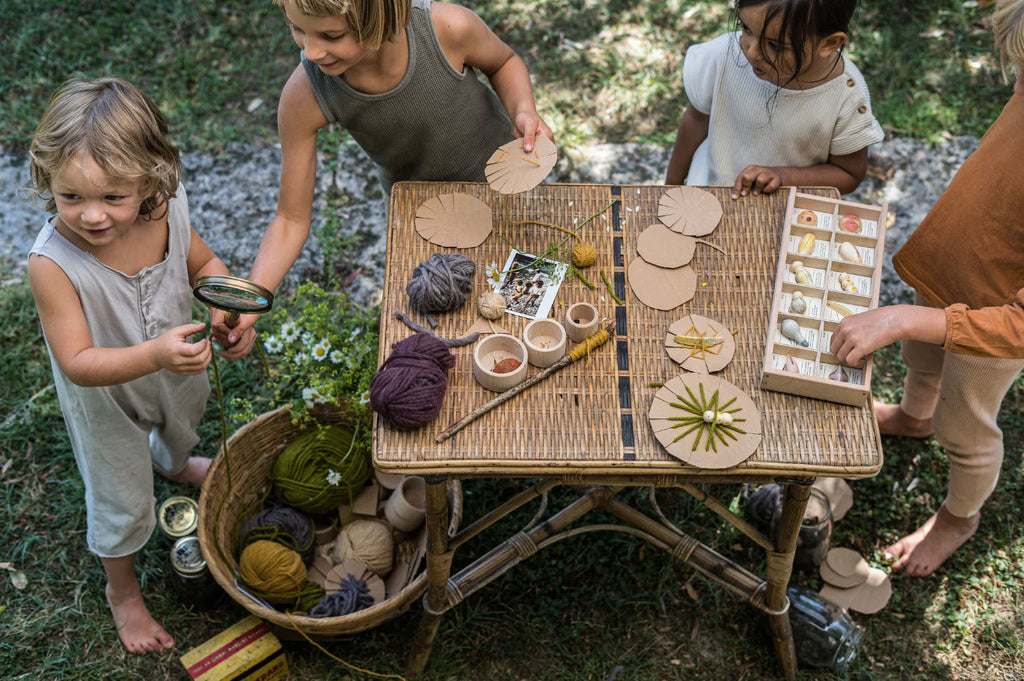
[787,585,865,674]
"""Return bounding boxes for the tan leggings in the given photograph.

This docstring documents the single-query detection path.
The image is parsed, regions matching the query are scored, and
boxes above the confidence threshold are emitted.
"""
[900,296,1024,518]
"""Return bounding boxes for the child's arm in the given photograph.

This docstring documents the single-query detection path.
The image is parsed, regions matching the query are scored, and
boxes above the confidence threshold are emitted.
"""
[731,147,869,199]
[829,304,946,367]
[433,3,552,150]
[665,107,710,185]
[28,255,211,386]
[187,227,256,360]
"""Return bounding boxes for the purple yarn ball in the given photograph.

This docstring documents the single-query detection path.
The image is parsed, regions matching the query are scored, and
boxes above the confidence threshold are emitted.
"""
[370,333,455,428]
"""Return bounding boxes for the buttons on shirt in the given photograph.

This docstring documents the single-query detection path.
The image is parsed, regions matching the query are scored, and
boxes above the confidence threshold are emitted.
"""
[846,78,855,87]
[857,105,868,114]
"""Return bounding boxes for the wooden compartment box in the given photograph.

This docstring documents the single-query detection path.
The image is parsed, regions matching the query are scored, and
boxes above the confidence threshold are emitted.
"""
[760,189,888,406]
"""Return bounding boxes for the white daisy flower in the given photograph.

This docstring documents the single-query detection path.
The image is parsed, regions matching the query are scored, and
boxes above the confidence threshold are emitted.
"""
[295,352,308,365]
[484,262,502,289]
[302,386,328,408]
[349,326,362,339]
[330,349,344,364]
[326,469,342,486]
[280,322,300,343]
[311,339,331,361]
[359,390,370,405]
[263,335,283,353]
[301,331,314,347]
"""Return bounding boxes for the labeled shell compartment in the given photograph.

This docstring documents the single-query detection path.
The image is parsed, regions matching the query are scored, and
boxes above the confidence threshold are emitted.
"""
[760,189,888,406]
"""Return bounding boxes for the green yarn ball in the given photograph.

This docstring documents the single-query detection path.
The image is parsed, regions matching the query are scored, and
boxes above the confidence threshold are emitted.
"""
[270,424,372,515]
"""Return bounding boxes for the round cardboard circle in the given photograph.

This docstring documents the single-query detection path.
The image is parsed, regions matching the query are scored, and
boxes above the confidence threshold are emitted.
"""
[657,186,723,236]
[636,223,697,268]
[648,373,762,469]
[627,258,697,310]
[812,477,854,522]
[820,548,870,589]
[485,135,558,195]
[415,192,493,247]
[664,314,736,373]
[820,566,892,615]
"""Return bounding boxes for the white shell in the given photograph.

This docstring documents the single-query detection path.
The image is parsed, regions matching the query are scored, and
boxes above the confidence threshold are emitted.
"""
[838,242,862,263]
[781,319,808,347]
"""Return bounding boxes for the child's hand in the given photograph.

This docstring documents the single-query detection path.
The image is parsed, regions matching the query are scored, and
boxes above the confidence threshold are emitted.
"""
[217,326,256,361]
[513,112,554,153]
[732,165,783,199]
[830,307,902,367]
[148,322,212,375]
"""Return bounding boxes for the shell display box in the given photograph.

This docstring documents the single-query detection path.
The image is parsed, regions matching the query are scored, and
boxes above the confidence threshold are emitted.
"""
[760,189,888,406]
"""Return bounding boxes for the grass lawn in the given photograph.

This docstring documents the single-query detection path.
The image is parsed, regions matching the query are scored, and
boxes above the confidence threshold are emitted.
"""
[2,0,1022,679]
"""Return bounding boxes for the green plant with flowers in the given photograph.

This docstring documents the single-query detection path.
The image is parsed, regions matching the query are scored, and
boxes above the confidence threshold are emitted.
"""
[229,281,380,425]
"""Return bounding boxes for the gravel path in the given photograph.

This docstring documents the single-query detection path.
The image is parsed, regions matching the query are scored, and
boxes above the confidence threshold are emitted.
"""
[0,137,977,305]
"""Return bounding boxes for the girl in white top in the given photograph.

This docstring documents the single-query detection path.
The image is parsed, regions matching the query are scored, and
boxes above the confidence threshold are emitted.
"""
[665,0,884,199]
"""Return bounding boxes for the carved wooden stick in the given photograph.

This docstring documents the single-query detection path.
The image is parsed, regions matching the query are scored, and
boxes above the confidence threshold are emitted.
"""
[435,321,616,443]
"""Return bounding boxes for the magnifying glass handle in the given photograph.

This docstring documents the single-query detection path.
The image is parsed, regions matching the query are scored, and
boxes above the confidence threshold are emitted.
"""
[225,310,240,328]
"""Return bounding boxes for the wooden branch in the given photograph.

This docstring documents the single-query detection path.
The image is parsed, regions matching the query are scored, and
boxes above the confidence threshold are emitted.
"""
[435,321,616,443]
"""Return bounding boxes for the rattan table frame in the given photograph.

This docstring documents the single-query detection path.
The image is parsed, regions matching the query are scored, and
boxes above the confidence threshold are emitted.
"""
[374,182,883,679]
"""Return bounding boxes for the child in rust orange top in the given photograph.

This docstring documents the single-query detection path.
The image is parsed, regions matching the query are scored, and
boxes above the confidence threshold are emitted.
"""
[829,0,1024,578]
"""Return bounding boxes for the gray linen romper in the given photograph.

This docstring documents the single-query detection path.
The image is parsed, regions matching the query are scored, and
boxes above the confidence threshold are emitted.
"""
[29,189,210,557]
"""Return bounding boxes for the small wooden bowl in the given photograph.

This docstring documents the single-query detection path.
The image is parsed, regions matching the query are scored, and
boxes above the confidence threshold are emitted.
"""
[523,318,566,368]
[473,334,528,391]
[565,302,600,342]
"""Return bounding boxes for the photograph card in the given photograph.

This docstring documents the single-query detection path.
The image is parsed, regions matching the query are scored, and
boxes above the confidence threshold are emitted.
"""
[494,250,568,320]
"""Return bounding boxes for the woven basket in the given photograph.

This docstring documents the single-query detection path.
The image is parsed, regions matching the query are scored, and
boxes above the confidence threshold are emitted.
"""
[198,403,462,637]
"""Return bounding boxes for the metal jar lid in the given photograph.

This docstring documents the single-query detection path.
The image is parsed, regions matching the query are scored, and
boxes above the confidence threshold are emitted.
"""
[170,535,208,576]
[158,495,199,539]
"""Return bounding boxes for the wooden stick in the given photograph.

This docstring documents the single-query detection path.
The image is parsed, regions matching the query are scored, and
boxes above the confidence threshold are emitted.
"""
[435,322,616,443]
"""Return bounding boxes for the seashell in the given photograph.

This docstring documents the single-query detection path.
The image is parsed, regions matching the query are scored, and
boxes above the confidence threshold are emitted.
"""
[797,210,818,226]
[829,365,848,382]
[838,273,857,293]
[783,355,801,373]
[789,291,807,315]
[838,214,862,233]
[826,300,854,318]
[780,319,809,347]
[838,242,862,263]
[794,268,813,286]
[716,412,733,426]
[797,233,815,255]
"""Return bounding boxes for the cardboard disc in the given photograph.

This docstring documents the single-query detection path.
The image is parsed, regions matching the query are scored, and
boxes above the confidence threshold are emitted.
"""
[664,314,735,373]
[627,258,697,310]
[813,477,854,522]
[415,192,493,247]
[636,223,697,268]
[657,186,723,236]
[820,566,892,614]
[649,374,762,469]
[820,548,870,588]
[485,135,558,195]
[464,316,509,336]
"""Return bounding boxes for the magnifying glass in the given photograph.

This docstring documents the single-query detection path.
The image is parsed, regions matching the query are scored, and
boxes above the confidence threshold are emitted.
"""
[192,275,274,327]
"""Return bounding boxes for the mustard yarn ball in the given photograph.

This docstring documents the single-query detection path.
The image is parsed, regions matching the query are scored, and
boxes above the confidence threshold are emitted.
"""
[477,290,507,320]
[238,540,308,604]
[571,243,597,268]
[332,519,394,576]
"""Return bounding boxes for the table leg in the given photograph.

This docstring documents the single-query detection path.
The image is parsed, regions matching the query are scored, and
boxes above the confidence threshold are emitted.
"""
[766,481,812,680]
[405,476,452,680]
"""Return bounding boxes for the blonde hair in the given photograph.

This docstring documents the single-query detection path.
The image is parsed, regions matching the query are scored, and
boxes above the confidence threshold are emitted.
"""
[273,0,410,50]
[29,77,180,218]
[993,0,1024,78]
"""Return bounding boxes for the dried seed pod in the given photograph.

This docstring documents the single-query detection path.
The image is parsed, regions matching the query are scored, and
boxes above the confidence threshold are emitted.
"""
[826,300,854,318]
[838,273,857,293]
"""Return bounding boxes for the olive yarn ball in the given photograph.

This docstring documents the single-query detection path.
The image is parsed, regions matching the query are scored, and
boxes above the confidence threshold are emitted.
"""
[571,243,597,268]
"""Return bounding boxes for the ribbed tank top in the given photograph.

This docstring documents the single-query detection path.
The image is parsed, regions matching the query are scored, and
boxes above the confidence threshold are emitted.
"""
[301,0,514,193]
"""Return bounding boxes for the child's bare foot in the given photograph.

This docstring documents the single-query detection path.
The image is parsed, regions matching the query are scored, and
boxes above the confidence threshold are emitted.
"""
[163,456,212,486]
[873,399,934,438]
[883,505,980,577]
[105,583,175,653]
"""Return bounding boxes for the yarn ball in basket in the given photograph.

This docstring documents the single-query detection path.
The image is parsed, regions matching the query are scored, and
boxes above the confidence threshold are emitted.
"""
[310,574,375,617]
[477,290,507,319]
[295,581,327,612]
[370,333,455,429]
[332,519,394,576]
[405,253,476,314]
[571,243,597,268]
[238,540,308,605]
[239,506,316,562]
[269,424,372,515]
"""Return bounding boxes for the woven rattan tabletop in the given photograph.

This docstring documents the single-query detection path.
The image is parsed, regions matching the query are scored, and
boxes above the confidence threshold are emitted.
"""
[373,182,882,479]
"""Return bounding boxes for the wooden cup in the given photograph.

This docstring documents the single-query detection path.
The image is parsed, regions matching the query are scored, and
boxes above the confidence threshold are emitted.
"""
[473,333,528,391]
[384,476,427,533]
[522,318,567,368]
[564,302,600,342]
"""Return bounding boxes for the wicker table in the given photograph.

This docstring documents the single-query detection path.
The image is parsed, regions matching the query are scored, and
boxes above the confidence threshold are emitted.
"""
[374,181,882,679]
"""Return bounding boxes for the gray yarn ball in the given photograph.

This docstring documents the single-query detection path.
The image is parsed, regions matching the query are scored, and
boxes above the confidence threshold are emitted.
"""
[405,253,476,314]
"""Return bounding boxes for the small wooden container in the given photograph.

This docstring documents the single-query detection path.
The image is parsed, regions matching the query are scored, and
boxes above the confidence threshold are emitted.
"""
[564,302,600,342]
[522,318,567,367]
[473,334,528,391]
[760,189,888,406]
